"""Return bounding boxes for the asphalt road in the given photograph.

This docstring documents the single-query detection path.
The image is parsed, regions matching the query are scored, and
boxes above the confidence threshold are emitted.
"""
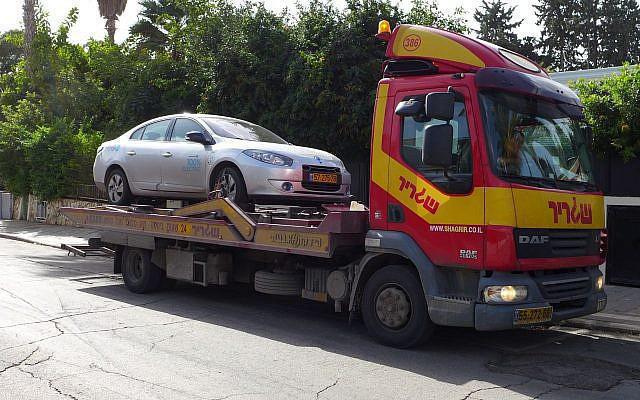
[1,238,639,400]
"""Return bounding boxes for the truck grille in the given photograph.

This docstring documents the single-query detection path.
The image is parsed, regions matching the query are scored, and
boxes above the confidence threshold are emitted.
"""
[530,268,592,299]
[515,229,599,259]
[548,230,596,257]
[301,165,341,192]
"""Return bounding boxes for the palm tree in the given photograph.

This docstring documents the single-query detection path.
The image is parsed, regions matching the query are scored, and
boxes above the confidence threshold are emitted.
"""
[22,0,37,61]
[97,0,128,42]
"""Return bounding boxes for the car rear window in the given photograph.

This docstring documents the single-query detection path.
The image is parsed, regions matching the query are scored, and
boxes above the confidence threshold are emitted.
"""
[141,120,171,141]
[130,127,144,140]
[203,118,287,144]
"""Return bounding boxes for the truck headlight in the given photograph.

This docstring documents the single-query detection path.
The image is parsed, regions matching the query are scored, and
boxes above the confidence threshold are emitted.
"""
[596,275,604,291]
[483,285,528,303]
[242,150,293,167]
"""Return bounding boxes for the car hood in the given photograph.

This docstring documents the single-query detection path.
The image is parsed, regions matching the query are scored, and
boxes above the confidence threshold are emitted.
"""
[218,138,342,163]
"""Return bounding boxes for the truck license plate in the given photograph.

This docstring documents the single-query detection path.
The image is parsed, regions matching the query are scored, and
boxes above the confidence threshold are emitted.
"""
[310,173,338,184]
[514,306,553,325]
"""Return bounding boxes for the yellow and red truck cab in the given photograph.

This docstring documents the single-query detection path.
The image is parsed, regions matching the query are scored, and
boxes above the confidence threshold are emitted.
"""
[362,23,606,334]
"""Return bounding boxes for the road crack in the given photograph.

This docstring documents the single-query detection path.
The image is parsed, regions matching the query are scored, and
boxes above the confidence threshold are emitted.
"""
[18,366,80,400]
[316,378,339,399]
[460,378,533,400]
[0,347,39,374]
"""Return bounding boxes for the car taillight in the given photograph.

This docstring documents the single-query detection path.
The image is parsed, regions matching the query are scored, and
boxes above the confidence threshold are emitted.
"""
[599,229,607,261]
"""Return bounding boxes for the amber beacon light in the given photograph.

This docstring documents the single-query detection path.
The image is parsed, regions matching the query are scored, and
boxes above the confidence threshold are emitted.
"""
[376,20,391,41]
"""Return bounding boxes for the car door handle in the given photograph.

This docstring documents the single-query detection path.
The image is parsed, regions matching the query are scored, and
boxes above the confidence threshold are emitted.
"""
[126,151,136,156]
[162,152,173,158]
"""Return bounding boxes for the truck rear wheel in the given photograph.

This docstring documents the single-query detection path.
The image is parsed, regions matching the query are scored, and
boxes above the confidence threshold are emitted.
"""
[361,265,435,348]
[122,247,164,293]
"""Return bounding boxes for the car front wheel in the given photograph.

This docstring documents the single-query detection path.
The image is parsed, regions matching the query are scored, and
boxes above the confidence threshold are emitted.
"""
[213,166,249,204]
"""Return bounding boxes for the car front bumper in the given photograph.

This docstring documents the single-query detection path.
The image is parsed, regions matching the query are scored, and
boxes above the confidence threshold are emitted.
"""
[238,160,352,202]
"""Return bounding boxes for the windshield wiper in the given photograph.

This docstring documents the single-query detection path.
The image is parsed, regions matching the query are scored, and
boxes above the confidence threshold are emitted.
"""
[499,174,558,189]
[555,179,598,192]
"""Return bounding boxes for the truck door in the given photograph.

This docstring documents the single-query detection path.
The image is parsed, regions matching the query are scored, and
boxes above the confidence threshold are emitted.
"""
[387,86,485,268]
[159,118,208,193]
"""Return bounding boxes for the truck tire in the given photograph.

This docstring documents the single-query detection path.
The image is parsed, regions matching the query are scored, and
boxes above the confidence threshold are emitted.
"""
[254,270,303,296]
[361,265,435,348]
[122,247,164,294]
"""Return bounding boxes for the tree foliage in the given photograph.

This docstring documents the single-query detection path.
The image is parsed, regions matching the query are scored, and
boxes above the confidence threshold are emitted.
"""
[572,65,640,161]
[0,0,468,199]
[535,0,640,70]
[473,0,521,51]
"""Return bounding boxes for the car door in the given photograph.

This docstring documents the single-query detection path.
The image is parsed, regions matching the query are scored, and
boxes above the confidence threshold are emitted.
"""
[158,117,209,193]
[125,119,172,192]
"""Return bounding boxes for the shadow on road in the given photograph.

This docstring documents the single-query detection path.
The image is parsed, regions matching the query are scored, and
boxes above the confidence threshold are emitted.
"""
[77,282,640,396]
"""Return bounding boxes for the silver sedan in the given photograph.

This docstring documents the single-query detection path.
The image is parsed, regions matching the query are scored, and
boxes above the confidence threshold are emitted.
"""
[93,114,351,206]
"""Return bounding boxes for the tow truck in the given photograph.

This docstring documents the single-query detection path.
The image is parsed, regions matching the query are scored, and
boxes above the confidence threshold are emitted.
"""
[62,22,607,348]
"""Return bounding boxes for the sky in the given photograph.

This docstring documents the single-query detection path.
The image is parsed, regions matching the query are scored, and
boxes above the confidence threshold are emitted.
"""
[0,0,542,44]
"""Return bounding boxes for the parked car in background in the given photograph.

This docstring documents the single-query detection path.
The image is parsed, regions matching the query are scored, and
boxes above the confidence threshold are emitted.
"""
[94,114,351,206]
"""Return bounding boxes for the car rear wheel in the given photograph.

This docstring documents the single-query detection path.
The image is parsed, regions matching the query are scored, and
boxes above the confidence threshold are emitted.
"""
[106,168,133,206]
[214,166,249,204]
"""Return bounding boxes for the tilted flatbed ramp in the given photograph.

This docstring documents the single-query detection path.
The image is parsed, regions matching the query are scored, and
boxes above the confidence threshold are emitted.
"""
[61,199,368,258]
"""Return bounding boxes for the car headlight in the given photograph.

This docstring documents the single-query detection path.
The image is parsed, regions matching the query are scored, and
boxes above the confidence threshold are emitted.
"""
[242,150,293,167]
[483,285,528,303]
[595,275,604,291]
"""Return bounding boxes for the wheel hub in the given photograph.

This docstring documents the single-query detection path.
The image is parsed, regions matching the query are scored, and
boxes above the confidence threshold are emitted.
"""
[219,169,237,201]
[108,174,124,203]
[375,286,411,329]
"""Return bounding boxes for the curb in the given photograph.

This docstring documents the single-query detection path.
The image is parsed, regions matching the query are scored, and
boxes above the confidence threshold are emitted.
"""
[0,232,60,249]
[561,317,640,336]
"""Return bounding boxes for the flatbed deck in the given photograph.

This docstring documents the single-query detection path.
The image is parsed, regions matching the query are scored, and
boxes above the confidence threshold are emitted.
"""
[61,198,368,258]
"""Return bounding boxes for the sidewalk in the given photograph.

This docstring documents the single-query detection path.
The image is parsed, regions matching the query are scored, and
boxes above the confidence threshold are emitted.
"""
[0,219,638,336]
[0,219,100,248]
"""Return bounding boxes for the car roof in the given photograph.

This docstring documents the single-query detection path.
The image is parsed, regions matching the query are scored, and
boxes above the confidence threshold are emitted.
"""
[125,114,260,138]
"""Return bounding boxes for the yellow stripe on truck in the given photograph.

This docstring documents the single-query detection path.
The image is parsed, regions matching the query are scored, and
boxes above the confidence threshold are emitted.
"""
[391,25,485,68]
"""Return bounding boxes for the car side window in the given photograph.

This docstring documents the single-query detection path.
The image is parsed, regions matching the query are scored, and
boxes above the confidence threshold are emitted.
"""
[130,127,144,140]
[400,99,472,192]
[141,120,171,141]
[171,118,204,142]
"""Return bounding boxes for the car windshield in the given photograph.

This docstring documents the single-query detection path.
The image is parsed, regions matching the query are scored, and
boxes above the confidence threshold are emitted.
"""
[479,90,595,188]
[202,117,287,144]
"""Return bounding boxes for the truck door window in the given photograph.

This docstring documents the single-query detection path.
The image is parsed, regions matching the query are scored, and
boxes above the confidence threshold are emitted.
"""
[401,100,472,193]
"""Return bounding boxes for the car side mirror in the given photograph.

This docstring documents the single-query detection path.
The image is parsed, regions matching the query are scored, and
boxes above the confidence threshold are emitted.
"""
[425,92,455,121]
[185,131,211,145]
[423,124,453,167]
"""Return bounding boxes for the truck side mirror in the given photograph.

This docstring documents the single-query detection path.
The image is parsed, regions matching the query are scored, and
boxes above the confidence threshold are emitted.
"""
[425,92,455,121]
[423,124,453,167]
[395,99,423,116]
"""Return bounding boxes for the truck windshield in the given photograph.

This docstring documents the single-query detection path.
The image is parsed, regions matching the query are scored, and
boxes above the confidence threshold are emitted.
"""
[479,90,595,189]
[203,117,288,144]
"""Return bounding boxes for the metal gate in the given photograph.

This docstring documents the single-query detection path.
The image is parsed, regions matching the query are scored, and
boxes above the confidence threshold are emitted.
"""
[0,192,13,219]
[606,205,640,287]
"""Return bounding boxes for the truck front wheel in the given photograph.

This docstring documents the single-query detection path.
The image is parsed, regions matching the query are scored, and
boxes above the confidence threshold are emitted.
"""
[361,265,435,348]
[122,247,164,294]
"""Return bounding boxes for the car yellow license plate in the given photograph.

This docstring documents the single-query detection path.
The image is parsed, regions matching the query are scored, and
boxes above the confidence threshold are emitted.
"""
[310,173,338,184]
[514,306,553,325]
